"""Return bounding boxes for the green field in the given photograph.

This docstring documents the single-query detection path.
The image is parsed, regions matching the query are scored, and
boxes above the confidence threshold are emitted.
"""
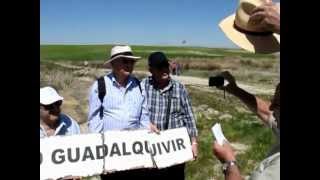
[40,44,274,61]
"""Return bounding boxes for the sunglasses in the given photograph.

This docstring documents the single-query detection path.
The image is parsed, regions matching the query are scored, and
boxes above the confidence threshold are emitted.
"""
[41,101,62,111]
[120,58,136,65]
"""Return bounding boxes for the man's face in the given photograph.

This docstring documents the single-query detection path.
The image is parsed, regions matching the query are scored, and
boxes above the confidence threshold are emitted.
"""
[111,58,135,78]
[150,66,170,83]
[40,100,62,123]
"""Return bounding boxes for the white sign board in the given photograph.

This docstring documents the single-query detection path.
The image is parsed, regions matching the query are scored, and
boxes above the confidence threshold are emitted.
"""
[40,127,193,180]
[148,127,193,168]
[40,133,104,180]
[103,130,154,172]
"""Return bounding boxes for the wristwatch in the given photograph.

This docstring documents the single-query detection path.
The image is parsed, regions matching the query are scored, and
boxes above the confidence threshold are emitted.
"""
[222,160,237,174]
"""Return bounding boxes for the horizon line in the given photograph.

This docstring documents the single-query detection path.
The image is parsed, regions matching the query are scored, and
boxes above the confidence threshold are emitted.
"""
[40,42,239,49]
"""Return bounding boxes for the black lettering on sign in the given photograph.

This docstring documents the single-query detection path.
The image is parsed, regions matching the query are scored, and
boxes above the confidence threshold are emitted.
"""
[176,138,186,150]
[161,141,171,153]
[122,142,131,156]
[40,152,43,165]
[144,141,151,154]
[151,144,157,156]
[157,143,162,155]
[82,146,95,161]
[68,148,80,163]
[132,142,143,155]
[110,143,121,157]
[96,145,108,159]
[52,149,65,164]
[171,140,177,151]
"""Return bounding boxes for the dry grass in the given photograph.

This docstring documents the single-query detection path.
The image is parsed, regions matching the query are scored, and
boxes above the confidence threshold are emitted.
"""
[178,60,222,71]
[40,69,74,90]
[172,57,276,72]
[40,62,95,124]
[239,58,275,69]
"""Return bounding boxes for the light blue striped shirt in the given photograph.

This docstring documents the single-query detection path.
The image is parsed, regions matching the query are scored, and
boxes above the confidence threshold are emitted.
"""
[88,73,150,133]
[40,113,81,138]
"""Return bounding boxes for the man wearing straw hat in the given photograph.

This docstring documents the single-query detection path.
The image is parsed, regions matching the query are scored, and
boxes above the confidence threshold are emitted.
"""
[88,45,158,132]
[87,45,158,179]
[212,0,280,180]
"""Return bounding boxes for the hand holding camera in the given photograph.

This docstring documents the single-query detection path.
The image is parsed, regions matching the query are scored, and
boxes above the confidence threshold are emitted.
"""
[209,71,237,91]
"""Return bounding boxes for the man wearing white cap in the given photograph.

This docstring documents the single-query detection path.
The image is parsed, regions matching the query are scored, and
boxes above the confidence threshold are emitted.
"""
[212,0,280,180]
[40,86,80,138]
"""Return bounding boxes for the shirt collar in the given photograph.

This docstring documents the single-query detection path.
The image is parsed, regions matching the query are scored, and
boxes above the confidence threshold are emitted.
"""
[149,76,173,94]
[109,72,133,89]
[40,115,66,137]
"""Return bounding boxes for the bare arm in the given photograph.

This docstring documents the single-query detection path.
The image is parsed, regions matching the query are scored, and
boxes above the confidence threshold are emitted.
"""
[227,85,272,124]
[218,71,272,125]
[213,142,243,180]
[225,165,242,180]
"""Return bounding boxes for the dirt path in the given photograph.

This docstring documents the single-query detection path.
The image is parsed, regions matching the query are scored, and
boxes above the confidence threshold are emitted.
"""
[51,62,275,95]
[171,75,275,95]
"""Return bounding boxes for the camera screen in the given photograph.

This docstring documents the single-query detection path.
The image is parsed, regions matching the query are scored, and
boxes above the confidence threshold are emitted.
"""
[209,76,224,87]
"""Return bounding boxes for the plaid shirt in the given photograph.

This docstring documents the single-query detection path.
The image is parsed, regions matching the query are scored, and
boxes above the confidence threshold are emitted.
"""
[141,76,198,138]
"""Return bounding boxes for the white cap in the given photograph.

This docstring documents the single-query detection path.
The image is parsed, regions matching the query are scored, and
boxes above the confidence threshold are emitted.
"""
[40,86,64,105]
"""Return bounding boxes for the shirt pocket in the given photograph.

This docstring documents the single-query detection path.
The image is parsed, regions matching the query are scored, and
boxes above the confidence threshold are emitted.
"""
[170,94,181,115]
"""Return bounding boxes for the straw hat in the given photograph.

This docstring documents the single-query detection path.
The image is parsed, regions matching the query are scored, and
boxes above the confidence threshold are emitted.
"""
[219,0,280,53]
[104,45,140,66]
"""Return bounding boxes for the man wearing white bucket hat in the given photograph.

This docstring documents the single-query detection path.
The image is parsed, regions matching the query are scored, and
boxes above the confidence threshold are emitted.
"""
[212,0,280,180]
[40,86,80,138]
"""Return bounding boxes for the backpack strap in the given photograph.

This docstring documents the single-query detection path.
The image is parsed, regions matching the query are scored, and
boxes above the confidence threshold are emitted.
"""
[132,77,142,94]
[97,76,106,120]
[96,76,141,120]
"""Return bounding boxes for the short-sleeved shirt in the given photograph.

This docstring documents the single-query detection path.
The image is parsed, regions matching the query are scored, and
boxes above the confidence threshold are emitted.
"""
[250,83,280,180]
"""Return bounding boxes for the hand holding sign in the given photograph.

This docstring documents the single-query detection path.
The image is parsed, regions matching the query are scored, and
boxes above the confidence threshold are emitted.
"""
[149,123,160,134]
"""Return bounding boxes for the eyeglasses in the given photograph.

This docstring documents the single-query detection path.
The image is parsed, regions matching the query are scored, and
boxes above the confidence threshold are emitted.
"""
[41,101,62,111]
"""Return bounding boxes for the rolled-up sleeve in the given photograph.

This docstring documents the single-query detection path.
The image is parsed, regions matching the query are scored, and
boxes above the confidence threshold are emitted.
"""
[88,81,104,133]
[181,85,198,138]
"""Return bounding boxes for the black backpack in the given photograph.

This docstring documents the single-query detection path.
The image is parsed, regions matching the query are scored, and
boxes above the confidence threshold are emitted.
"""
[97,76,142,119]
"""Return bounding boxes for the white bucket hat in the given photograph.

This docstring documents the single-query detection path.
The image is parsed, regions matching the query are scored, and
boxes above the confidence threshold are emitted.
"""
[40,86,64,105]
[219,0,280,53]
[104,45,141,66]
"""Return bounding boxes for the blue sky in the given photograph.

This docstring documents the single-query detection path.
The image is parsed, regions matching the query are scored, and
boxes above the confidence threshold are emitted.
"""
[40,0,239,48]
